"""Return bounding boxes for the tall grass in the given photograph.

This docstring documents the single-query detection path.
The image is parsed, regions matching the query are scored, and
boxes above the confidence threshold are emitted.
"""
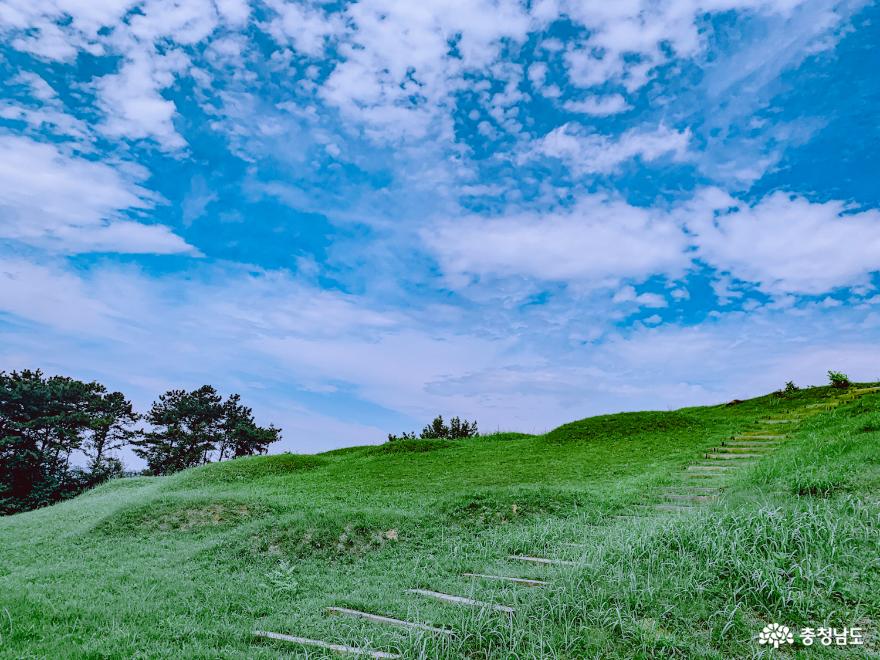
[0,386,877,657]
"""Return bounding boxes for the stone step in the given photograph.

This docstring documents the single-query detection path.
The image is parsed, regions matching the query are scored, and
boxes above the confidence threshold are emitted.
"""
[463,573,547,587]
[687,464,735,471]
[721,439,780,446]
[509,555,576,567]
[654,504,694,513]
[756,419,796,424]
[705,452,761,460]
[253,631,400,658]
[662,494,716,503]
[712,446,773,453]
[661,485,721,493]
[732,434,786,440]
[406,589,514,614]
[327,607,454,636]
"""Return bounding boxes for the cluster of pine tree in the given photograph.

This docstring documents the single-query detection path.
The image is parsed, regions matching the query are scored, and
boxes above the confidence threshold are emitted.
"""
[387,415,478,442]
[0,370,280,515]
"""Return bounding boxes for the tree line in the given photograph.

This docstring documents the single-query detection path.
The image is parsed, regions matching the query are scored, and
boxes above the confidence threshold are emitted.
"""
[387,415,478,442]
[0,370,280,515]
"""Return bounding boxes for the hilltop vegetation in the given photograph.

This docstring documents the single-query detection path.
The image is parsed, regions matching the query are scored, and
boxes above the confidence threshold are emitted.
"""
[0,385,878,657]
[0,371,280,514]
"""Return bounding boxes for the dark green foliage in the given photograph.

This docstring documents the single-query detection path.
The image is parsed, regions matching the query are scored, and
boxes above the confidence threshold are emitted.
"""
[827,369,850,388]
[784,380,799,393]
[387,414,478,442]
[0,370,136,514]
[132,386,224,475]
[83,388,139,475]
[220,394,282,459]
[132,386,280,476]
[386,431,417,442]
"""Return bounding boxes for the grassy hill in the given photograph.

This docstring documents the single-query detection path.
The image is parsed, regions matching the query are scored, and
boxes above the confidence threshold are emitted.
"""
[1,385,878,658]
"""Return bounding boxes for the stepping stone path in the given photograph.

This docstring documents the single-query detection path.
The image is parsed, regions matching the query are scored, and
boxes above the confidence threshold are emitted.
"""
[509,554,576,566]
[253,387,880,656]
[463,573,547,587]
[327,607,455,636]
[406,589,515,614]
[252,631,400,658]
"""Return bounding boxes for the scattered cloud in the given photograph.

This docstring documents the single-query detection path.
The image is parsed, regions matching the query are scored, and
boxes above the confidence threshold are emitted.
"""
[0,135,193,254]
[563,94,632,116]
[690,190,880,294]
[532,124,692,175]
[0,0,876,454]
[95,50,189,150]
[613,286,668,308]
[426,195,689,288]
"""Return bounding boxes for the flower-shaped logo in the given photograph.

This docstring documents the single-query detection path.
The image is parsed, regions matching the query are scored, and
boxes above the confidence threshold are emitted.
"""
[759,623,794,648]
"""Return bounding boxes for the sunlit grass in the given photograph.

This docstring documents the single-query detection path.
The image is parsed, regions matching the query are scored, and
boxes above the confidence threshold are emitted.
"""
[0,385,877,657]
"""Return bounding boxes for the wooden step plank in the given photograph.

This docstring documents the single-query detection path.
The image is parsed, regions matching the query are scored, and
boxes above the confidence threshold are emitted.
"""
[733,434,786,440]
[406,589,514,613]
[463,573,547,587]
[705,452,761,459]
[712,449,772,455]
[508,555,576,566]
[721,441,781,447]
[327,607,454,636]
[253,631,400,658]
[661,485,721,493]
[654,504,694,513]
[687,464,735,471]
[663,494,715,503]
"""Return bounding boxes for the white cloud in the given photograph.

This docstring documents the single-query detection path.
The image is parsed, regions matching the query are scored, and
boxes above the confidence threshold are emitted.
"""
[533,123,691,174]
[613,286,668,307]
[16,72,57,101]
[95,50,189,150]
[563,94,631,116]
[316,0,532,142]
[266,1,342,56]
[559,0,811,92]
[214,0,251,27]
[426,195,689,287]
[0,135,193,254]
[690,190,880,294]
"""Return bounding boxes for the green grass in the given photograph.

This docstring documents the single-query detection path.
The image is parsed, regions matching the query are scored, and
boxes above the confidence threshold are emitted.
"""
[1,385,878,658]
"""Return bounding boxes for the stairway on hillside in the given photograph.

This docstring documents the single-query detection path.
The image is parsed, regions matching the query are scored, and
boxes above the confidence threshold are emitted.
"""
[251,386,879,657]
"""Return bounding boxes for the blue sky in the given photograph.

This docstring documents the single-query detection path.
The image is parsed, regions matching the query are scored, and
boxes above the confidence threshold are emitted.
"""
[1,0,879,454]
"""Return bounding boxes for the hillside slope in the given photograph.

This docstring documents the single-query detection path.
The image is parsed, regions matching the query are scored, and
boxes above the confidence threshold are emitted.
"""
[1,386,878,658]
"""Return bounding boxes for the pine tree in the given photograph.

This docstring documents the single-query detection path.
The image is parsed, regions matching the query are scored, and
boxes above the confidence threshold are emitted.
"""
[132,386,224,475]
[219,394,280,459]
